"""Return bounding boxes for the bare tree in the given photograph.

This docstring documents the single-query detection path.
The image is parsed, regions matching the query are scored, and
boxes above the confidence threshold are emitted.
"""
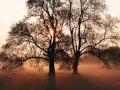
[66,0,119,74]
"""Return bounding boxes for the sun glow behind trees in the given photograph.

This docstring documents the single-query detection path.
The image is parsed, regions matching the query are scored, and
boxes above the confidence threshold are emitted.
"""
[0,0,120,75]
[0,0,120,48]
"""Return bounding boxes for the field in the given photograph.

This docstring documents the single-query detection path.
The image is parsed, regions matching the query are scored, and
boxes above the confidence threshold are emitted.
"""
[0,55,120,90]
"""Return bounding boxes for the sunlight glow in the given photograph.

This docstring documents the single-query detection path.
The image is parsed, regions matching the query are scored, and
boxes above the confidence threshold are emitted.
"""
[49,29,54,36]
[62,26,70,35]
[27,17,38,23]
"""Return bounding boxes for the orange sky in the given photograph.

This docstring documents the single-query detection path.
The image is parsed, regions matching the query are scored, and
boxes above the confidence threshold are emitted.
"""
[0,0,120,48]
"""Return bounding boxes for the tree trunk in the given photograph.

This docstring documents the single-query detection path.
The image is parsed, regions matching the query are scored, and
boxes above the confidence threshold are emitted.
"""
[73,58,79,74]
[49,60,55,75]
[73,51,80,74]
[48,38,56,75]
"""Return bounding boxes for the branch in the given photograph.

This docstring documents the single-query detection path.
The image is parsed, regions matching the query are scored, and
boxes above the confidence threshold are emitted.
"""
[29,34,48,53]
[23,56,49,62]
[81,29,108,52]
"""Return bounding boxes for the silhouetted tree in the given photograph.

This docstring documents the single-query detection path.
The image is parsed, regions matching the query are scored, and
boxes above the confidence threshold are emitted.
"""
[3,0,71,74]
[25,0,72,75]
[2,21,71,73]
[66,0,119,74]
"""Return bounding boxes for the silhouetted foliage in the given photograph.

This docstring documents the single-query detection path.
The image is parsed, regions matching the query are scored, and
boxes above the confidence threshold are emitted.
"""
[55,48,73,71]
[88,46,120,68]
[1,57,24,72]
[0,52,8,62]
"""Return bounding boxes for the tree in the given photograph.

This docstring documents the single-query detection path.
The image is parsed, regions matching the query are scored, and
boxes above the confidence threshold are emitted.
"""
[5,0,71,73]
[25,0,71,75]
[65,0,119,74]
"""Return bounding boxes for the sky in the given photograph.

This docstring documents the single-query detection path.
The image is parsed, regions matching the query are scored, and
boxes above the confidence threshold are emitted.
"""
[0,0,27,47]
[0,0,120,47]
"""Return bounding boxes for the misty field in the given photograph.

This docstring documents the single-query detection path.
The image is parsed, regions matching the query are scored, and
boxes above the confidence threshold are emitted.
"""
[0,55,120,90]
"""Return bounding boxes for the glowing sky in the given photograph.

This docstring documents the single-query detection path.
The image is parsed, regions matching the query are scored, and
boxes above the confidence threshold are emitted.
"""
[0,0,120,47]
[0,0,27,47]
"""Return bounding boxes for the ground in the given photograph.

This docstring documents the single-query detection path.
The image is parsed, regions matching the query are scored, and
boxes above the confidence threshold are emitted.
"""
[0,55,120,90]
